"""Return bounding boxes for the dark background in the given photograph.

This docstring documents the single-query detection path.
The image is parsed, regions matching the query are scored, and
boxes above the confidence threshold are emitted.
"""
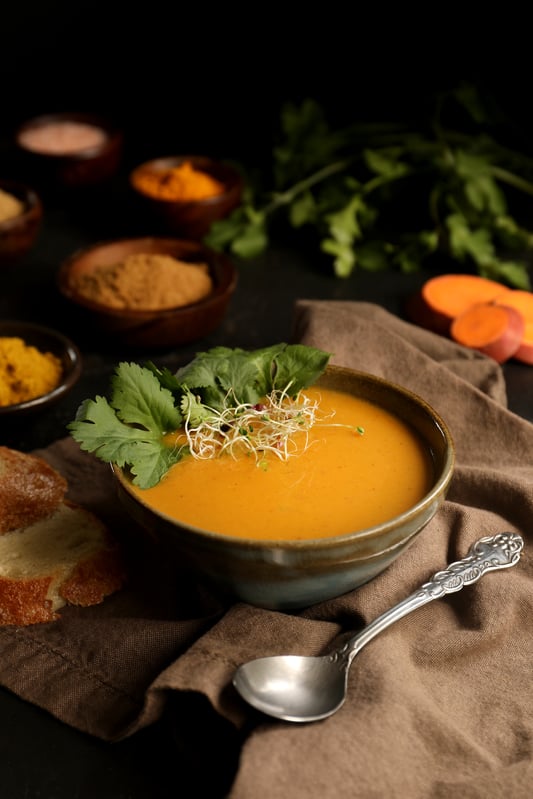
[3,5,533,169]
[1,11,533,799]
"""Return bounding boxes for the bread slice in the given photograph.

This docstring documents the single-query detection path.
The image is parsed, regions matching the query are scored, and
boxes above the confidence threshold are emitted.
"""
[0,446,125,625]
[0,445,67,533]
[0,500,126,625]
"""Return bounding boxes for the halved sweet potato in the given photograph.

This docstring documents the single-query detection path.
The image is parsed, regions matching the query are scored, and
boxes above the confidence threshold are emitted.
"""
[494,289,533,365]
[450,302,525,363]
[408,274,512,335]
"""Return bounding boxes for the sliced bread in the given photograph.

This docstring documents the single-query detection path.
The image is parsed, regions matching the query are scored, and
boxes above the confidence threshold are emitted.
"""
[0,447,126,625]
[0,445,67,533]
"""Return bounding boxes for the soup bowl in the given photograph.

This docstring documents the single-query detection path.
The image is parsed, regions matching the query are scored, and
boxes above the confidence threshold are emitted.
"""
[113,365,455,610]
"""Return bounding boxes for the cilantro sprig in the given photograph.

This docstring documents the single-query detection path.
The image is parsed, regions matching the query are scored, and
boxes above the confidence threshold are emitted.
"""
[68,344,331,489]
[205,85,533,289]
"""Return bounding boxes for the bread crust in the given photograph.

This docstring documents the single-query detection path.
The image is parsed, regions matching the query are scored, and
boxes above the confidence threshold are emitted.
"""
[0,448,126,625]
[0,446,67,533]
[0,574,57,625]
[59,536,126,607]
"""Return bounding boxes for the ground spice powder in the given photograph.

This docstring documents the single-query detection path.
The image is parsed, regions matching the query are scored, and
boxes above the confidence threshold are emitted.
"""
[17,121,108,155]
[0,337,63,406]
[0,189,24,224]
[133,161,225,201]
[71,252,214,310]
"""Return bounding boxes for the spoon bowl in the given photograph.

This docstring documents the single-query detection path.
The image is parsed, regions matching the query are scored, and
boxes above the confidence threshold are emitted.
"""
[233,532,524,722]
[233,653,348,722]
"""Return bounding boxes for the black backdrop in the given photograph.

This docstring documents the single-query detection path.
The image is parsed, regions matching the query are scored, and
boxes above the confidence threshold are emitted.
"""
[3,5,532,170]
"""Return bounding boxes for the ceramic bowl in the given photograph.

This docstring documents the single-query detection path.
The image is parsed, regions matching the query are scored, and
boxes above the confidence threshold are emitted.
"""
[56,235,238,350]
[0,320,82,418]
[129,155,244,239]
[14,111,123,189]
[113,365,455,610]
[0,179,43,265]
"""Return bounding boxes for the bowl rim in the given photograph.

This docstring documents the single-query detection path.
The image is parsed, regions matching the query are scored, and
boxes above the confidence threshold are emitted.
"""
[14,111,123,158]
[0,320,82,415]
[56,235,238,318]
[129,154,244,206]
[112,363,455,550]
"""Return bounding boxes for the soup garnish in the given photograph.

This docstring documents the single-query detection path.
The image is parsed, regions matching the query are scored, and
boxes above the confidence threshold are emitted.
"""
[69,343,335,488]
[131,385,433,540]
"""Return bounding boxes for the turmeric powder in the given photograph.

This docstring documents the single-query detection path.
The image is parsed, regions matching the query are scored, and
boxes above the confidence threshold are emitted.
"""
[132,160,225,202]
[70,252,214,310]
[0,188,24,224]
[0,337,63,407]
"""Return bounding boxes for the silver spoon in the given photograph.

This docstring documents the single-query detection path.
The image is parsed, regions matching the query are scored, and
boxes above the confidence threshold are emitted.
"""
[233,532,523,722]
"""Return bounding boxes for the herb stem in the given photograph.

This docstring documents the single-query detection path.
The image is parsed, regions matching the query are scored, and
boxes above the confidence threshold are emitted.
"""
[264,159,351,214]
[488,165,533,196]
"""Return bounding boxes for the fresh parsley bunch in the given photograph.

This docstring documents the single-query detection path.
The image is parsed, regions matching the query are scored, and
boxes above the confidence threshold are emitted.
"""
[205,85,533,289]
[68,344,331,489]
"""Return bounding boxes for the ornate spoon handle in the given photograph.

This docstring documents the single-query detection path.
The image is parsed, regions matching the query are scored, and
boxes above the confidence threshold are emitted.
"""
[341,533,524,667]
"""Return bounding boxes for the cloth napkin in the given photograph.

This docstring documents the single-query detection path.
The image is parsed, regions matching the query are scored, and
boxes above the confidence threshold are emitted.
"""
[1,300,532,799]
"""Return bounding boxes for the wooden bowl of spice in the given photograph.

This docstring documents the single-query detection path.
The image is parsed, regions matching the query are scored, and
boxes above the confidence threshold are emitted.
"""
[56,236,238,350]
[0,321,82,418]
[14,111,123,190]
[129,155,244,239]
[0,179,43,265]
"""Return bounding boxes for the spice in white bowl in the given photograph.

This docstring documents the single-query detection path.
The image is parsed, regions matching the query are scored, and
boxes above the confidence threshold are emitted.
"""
[17,121,108,155]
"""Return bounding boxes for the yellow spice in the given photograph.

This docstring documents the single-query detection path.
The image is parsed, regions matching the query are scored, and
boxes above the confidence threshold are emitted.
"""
[0,337,63,407]
[0,188,25,224]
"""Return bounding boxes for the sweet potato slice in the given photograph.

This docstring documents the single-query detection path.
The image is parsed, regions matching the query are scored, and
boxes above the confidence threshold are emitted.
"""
[494,290,533,365]
[408,274,511,335]
[450,302,525,363]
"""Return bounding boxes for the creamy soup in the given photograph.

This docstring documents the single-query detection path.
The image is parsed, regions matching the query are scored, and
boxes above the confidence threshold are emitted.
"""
[128,386,434,541]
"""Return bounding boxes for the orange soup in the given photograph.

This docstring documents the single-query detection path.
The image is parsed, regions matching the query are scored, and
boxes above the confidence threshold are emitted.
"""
[128,386,434,541]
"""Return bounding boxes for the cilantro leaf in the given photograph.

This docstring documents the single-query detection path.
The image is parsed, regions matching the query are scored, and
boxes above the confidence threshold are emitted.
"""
[270,344,331,393]
[204,90,533,289]
[69,344,332,488]
[446,214,495,265]
[175,343,330,407]
[68,362,184,488]
[110,362,182,431]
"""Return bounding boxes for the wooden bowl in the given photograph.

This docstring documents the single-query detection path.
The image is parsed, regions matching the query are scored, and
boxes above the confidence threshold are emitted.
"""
[129,155,244,239]
[0,179,42,265]
[0,320,82,418]
[14,111,123,189]
[56,236,238,350]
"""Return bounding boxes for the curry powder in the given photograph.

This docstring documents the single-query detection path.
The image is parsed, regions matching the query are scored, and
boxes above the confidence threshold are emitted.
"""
[70,252,213,310]
[0,337,63,406]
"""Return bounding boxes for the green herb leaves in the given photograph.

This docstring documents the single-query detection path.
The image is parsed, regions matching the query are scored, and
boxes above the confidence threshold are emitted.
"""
[69,363,184,488]
[68,344,331,489]
[205,88,533,289]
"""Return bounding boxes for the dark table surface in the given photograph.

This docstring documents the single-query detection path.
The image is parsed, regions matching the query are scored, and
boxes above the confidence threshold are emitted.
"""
[1,155,532,799]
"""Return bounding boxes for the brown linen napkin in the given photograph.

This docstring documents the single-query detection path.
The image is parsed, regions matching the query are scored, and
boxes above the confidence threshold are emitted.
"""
[0,300,532,799]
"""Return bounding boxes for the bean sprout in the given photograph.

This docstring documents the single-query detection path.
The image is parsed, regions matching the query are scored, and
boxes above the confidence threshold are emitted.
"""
[182,385,363,466]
